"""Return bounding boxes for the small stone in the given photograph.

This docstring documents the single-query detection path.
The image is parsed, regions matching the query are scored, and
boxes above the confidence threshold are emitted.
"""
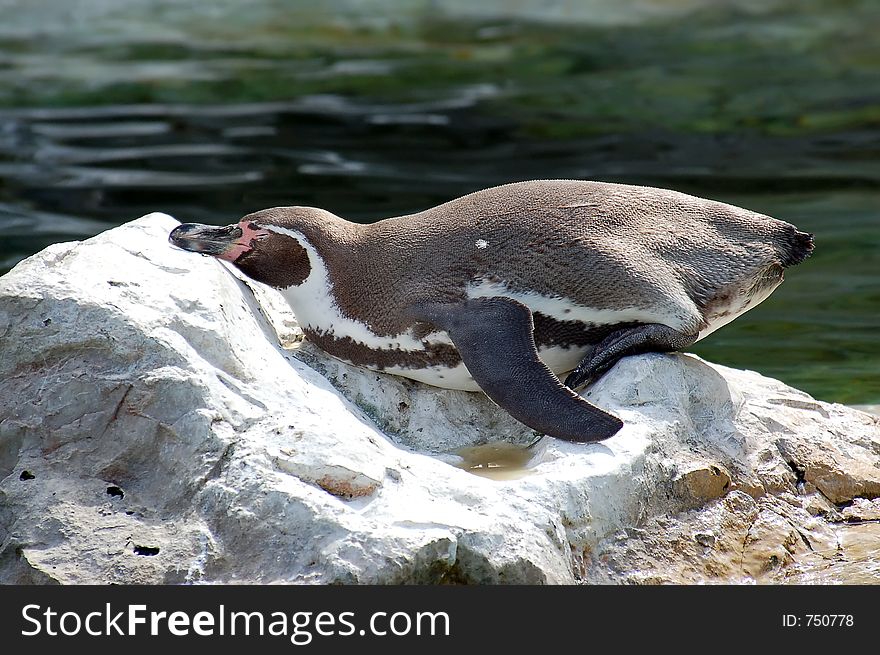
[672,463,732,506]
[776,438,880,504]
[694,532,716,548]
[804,492,839,518]
[841,497,880,523]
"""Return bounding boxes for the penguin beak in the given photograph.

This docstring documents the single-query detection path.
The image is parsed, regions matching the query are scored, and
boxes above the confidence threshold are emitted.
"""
[169,222,245,256]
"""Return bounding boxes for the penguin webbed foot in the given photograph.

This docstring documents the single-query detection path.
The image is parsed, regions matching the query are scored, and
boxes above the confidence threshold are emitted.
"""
[565,323,699,390]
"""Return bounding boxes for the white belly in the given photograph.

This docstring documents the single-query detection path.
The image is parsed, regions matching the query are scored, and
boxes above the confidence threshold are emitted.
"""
[379,344,590,392]
[696,276,783,341]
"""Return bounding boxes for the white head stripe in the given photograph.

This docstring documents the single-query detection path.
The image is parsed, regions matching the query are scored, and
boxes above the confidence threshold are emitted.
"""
[262,224,450,351]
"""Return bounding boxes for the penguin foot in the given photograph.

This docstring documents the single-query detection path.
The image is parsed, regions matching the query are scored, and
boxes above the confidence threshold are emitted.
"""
[565,323,698,390]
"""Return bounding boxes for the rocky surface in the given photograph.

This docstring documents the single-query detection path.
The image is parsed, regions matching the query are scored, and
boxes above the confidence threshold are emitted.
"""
[1,213,878,584]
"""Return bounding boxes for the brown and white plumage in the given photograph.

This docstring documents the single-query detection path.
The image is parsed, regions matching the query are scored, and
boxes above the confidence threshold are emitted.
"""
[169,180,813,443]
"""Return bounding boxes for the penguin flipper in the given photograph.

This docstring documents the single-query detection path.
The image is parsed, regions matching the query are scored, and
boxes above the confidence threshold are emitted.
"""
[410,297,623,443]
[564,323,698,390]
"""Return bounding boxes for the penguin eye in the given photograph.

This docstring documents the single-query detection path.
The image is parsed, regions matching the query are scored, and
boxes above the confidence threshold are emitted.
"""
[243,222,270,242]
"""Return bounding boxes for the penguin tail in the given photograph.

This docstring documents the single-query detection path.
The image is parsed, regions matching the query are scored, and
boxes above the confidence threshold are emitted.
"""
[779,227,814,268]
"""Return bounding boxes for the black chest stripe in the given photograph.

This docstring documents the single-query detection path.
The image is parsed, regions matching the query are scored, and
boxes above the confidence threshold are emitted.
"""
[304,328,462,371]
[303,315,645,371]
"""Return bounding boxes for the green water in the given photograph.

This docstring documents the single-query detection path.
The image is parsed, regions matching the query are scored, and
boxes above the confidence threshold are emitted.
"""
[0,0,877,403]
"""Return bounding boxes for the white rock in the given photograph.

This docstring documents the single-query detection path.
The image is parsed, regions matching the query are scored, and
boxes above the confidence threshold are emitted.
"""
[0,213,878,584]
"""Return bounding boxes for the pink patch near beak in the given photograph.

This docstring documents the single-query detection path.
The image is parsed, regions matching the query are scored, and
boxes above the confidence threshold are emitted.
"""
[217,221,269,262]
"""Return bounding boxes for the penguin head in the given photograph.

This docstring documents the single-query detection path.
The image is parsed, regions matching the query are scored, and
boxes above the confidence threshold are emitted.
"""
[169,207,327,289]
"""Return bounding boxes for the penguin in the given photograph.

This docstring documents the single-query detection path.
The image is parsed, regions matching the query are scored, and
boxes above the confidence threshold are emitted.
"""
[169,180,814,443]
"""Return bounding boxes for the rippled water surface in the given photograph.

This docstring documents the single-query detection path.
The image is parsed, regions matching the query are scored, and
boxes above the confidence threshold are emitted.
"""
[0,0,877,403]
